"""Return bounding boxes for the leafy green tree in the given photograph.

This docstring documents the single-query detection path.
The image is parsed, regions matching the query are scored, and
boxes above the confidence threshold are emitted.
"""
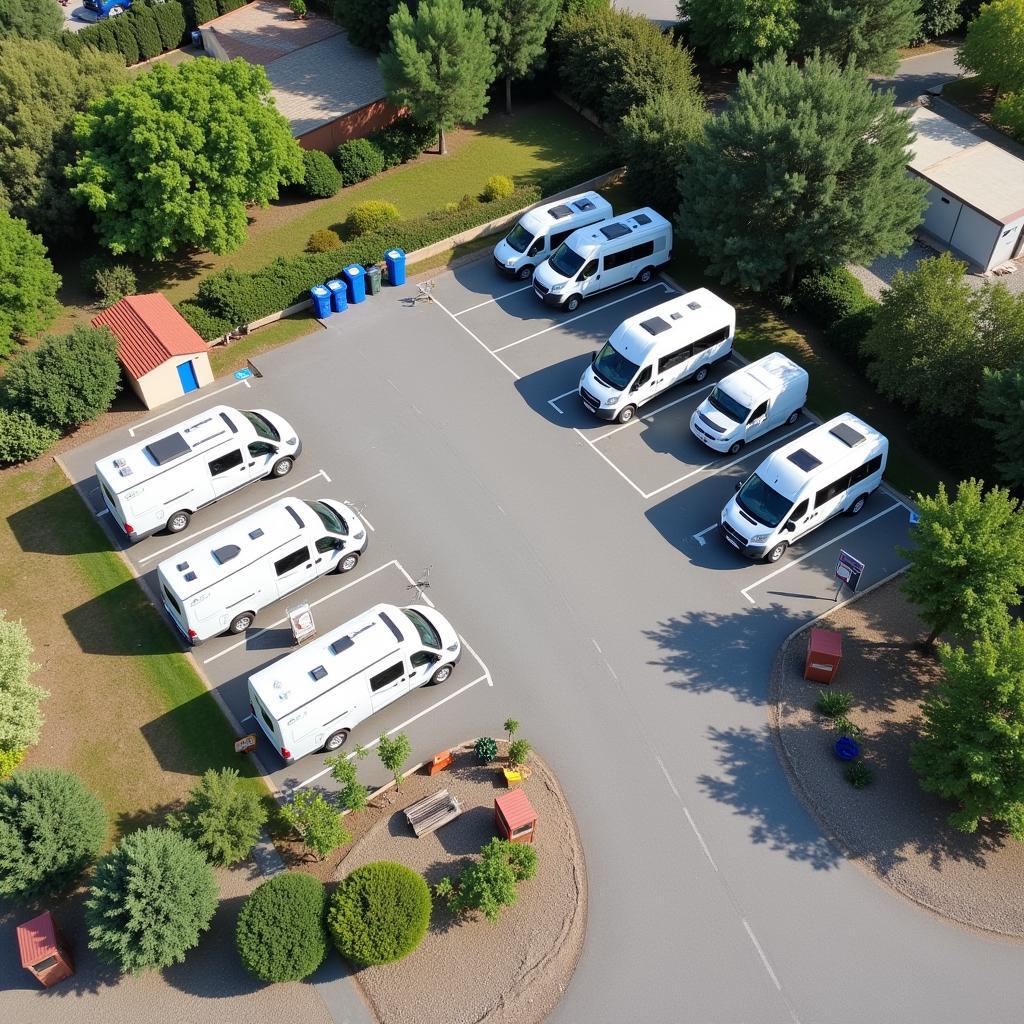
[798,0,921,74]
[956,0,1024,91]
[0,410,58,466]
[977,368,1024,490]
[379,0,496,155]
[0,0,63,41]
[376,732,412,789]
[0,611,47,755]
[3,326,121,431]
[68,59,303,259]
[334,0,415,52]
[503,717,520,742]
[169,768,267,867]
[900,479,1024,646]
[918,0,963,38]
[912,623,1024,837]
[280,790,350,860]
[993,89,1024,140]
[472,0,558,114]
[326,748,369,812]
[435,838,537,923]
[678,0,799,66]
[86,827,218,974]
[0,767,107,903]
[0,211,61,356]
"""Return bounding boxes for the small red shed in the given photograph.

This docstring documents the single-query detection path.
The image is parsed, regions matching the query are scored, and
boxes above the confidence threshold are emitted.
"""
[805,628,843,684]
[16,911,74,988]
[494,788,537,844]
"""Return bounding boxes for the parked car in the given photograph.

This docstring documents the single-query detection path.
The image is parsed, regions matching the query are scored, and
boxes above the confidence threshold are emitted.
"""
[76,0,133,21]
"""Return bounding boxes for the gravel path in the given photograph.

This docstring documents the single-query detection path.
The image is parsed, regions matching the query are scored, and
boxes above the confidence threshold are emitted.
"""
[771,579,1024,938]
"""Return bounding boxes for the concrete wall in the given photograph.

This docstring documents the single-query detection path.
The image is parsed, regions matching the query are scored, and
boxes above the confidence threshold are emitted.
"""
[297,100,401,153]
[949,203,1001,272]
[133,352,213,410]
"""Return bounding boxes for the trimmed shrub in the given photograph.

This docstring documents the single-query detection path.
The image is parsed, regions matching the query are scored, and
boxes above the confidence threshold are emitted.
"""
[482,174,515,201]
[109,15,141,66]
[0,747,24,779]
[474,736,497,763]
[346,200,400,237]
[237,871,327,982]
[328,862,431,966]
[189,0,219,24]
[82,20,120,55]
[218,0,246,12]
[300,148,342,198]
[334,137,386,185]
[796,267,870,325]
[308,228,342,252]
[131,5,164,61]
[0,409,58,465]
[153,1,187,49]
[290,0,307,15]
[0,767,107,903]
[176,300,233,341]
[368,116,436,167]
[93,263,137,307]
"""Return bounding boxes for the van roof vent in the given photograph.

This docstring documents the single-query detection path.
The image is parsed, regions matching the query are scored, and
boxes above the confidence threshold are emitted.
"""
[687,301,701,311]
[599,222,631,240]
[212,544,241,564]
[640,316,672,336]
[633,213,652,225]
[249,528,264,540]
[220,412,238,434]
[310,665,327,681]
[145,433,190,466]
[549,204,573,220]
[670,312,683,320]
[573,197,596,211]
[788,449,822,472]
[184,571,197,582]
[176,561,189,572]
[830,422,866,447]
[330,636,354,655]
[112,457,133,479]
[286,505,304,528]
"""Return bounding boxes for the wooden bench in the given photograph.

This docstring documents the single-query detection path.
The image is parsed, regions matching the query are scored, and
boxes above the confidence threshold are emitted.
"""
[404,789,463,838]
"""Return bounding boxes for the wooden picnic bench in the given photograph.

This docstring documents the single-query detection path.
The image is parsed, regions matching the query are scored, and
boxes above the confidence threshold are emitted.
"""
[404,788,463,838]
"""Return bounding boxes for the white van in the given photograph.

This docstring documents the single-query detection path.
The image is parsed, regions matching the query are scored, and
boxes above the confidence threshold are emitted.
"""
[96,405,301,540]
[533,208,672,312]
[720,413,887,563]
[493,192,613,280]
[690,352,808,455]
[579,288,735,424]
[248,602,461,762]
[157,496,368,643]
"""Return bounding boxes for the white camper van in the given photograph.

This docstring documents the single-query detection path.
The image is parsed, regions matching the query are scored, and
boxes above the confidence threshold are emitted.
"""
[579,288,735,424]
[96,405,301,540]
[493,192,613,280]
[720,413,887,563]
[532,208,672,312]
[157,496,368,643]
[690,352,808,455]
[248,602,461,762]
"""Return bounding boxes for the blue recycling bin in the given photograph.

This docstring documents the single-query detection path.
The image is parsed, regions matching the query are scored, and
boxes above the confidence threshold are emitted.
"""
[326,278,347,313]
[310,284,331,319]
[343,263,366,304]
[384,248,406,287]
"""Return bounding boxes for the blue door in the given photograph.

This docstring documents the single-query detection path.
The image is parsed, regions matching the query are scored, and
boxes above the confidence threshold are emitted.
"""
[177,360,199,394]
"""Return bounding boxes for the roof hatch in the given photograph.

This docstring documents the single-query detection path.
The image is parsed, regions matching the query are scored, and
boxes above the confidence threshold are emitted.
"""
[573,197,596,211]
[145,433,190,466]
[212,544,240,564]
[600,222,631,240]
[788,449,822,472]
[549,204,573,220]
[830,422,866,447]
[633,213,652,225]
[640,316,672,336]
[330,636,354,655]
[309,665,327,681]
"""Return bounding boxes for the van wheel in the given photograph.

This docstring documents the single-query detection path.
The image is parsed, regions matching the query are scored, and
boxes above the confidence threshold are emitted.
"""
[728,439,744,456]
[637,266,655,284]
[337,551,360,573]
[693,365,709,383]
[786,408,801,425]
[428,664,453,685]
[847,493,868,516]
[565,294,582,312]
[166,510,191,534]
[229,611,254,634]
[323,729,350,752]
[765,541,788,564]
[271,456,294,478]
[517,265,533,281]
[617,404,636,424]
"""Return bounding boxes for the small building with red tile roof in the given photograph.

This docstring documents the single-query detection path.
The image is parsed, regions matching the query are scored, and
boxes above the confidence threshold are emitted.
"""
[92,293,213,410]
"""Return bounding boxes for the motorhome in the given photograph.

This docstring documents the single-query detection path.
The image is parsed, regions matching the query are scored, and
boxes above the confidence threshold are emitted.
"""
[532,208,672,311]
[493,192,613,280]
[690,352,808,455]
[248,602,461,762]
[96,405,301,540]
[157,496,368,643]
[579,288,735,424]
[719,413,888,564]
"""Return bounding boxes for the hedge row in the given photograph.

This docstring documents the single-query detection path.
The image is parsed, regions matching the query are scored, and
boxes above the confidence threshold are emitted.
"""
[795,267,879,364]
[61,2,187,65]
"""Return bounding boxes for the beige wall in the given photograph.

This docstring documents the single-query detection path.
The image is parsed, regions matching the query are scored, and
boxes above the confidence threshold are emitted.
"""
[132,352,213,410]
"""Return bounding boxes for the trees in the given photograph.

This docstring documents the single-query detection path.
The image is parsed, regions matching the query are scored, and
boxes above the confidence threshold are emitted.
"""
[169,768,267,867]
[377,732,412,788]
[678,0,799,66]
[900,479,1024,647]
[280,790,350,860]
[473,0,558,115]
[911,623,1024,838]
[327,747,369,812]
[0,768,107,903]
[797,0,921,75]
[918,0,963,39]
[334,0,414,52]
[0,611,47,757]
[978,368,1024,490]
[68,59,303,259]
[956,0,1024,92]
[435,838,538,923]
[86,827,218,974]
[0,0,63,42]
[677,53,927,292]
[379,0,496,155]
[0,212,61,357]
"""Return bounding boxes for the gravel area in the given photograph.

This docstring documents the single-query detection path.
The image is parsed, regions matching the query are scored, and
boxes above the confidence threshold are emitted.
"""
[771,578,1024,937]
[334,744,587,1024]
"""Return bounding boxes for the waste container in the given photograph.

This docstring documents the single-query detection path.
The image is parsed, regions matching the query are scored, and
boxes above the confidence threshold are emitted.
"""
[310,285,331,319]
[190,30,204,49]
[804,628,843,684]
[384,248,406,286]
[326,278,347,313]
[343,263,366,304]
[365,264,382,296]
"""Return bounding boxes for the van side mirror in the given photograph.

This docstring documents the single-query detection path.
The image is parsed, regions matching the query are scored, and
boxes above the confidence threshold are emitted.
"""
[335,538,346,549]
[734,481,742,492]
[591,351,597,365]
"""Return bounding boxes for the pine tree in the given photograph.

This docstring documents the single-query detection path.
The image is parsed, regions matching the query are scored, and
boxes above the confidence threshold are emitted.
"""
[977,368,1024,490]
[798,0,922,75]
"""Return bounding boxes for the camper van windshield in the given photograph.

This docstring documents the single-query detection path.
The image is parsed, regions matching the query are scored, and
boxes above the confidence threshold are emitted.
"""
[403,608,441,649]
[240,410,279,441]
[708,386,750,423]
[736,474,792,528]
[550,242,585,279]
[592,341,640,391]
[309,501,348,535]
[505,223,533,254]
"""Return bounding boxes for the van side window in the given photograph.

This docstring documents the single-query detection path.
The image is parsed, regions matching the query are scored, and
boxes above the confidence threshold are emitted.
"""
[790,499,809,521]
[370,662,404,691]
[658,346,693,373]
[603,239,655,271]
[550,229,573,249]
[750,401,769,421]
[411,651,437,668]
[849,454,883,485]
[631,366,653,391]
[274,546,309,575]
[248,441,276,457]
[815,474,851,508]
[693,326,730,352]
[315,536,339,554]
[579,259,598,280]
[209,449,243,476]
[527,238,544,256]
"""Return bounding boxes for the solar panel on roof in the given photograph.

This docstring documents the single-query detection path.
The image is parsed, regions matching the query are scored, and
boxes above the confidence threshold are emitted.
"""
[573,198,596,211]
[600,222,631,240]
[830,422,865,447]
[310,666,327,682]
[641,316,672,336]
[145,433,190,466]
[687,301,701,310]
[213,544,240,564]
[633,213,652,225]
[249,528,264,540]
[788,449,822,472]
[330,636,354,655]
[549,204,573,220]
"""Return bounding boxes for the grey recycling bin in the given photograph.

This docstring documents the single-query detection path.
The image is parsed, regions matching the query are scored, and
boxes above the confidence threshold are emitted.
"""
[365,264,382,296]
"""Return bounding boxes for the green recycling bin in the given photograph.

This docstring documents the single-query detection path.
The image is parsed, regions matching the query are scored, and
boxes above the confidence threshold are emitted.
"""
[365,264,382,296]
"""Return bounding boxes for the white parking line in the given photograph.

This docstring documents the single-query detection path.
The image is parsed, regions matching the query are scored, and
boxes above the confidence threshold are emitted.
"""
[458,635,494,686]
[692,523,718,546]
[591,382,716,443]
[433,296,521,380]
[128,380,247,437]
[548,388,578,414]
[138,469,330,565]
[453,283,533,316]
[739,503,903,605]
[572,428,647,497]
[491,283,673,354]
[95,508,109,518]
[743,919,782,991]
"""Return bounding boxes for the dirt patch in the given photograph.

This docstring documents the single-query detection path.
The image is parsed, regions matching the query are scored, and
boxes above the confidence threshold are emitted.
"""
[771,579,1024,938]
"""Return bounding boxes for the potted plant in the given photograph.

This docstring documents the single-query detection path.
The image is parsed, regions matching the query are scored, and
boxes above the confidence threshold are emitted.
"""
[503,738,532,785]
[290,0,307,18]
[474,736,497,765]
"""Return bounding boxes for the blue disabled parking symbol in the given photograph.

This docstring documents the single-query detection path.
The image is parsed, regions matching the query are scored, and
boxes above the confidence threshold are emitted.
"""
[233,368,252,380]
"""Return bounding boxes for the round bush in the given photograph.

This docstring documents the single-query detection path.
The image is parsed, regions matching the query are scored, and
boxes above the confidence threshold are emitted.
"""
[346,200,400,237]
[307,228,341,253]
[482,174,515,202]
[334,138,386,186]
[93,264,137,307]
[300,149,342,199]
[237,871,327,982]
[0,747,25,780]
[0,409,59,466]
[328,862,431,966]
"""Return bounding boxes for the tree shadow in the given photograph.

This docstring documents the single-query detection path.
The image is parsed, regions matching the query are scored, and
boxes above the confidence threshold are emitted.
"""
[114,799,185,839]
[6,482,114,557]
[64,578,182,657]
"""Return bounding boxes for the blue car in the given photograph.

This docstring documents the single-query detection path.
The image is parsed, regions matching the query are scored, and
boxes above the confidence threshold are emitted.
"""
[76,0,133,21]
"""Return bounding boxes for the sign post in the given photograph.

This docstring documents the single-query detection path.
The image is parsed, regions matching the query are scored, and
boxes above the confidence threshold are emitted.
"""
[287,602,316,645]
[834,550,865,602]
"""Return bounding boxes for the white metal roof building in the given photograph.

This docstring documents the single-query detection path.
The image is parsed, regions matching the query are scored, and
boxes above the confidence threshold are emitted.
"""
[907,107,1024,273]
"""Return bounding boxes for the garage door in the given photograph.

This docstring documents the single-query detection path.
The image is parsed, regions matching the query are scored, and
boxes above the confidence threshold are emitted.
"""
[922,186,960,243]
[949,205,1001,271]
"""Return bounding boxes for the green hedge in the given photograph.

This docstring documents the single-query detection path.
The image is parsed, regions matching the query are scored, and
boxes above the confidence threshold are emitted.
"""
[75,2,187,65]
[176,301,234,340]
[796,267,878,363]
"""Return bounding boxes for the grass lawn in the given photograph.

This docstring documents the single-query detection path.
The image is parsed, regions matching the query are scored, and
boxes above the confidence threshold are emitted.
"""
[209,310,323,377]
[0,462,269,844]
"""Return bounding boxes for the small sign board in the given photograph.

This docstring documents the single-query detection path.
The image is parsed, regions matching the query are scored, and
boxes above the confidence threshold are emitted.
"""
[909,510,920,526]
[288,602,316,645]
[834,550,865,593]
[233,367,252,380]
[234,733,257,754]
